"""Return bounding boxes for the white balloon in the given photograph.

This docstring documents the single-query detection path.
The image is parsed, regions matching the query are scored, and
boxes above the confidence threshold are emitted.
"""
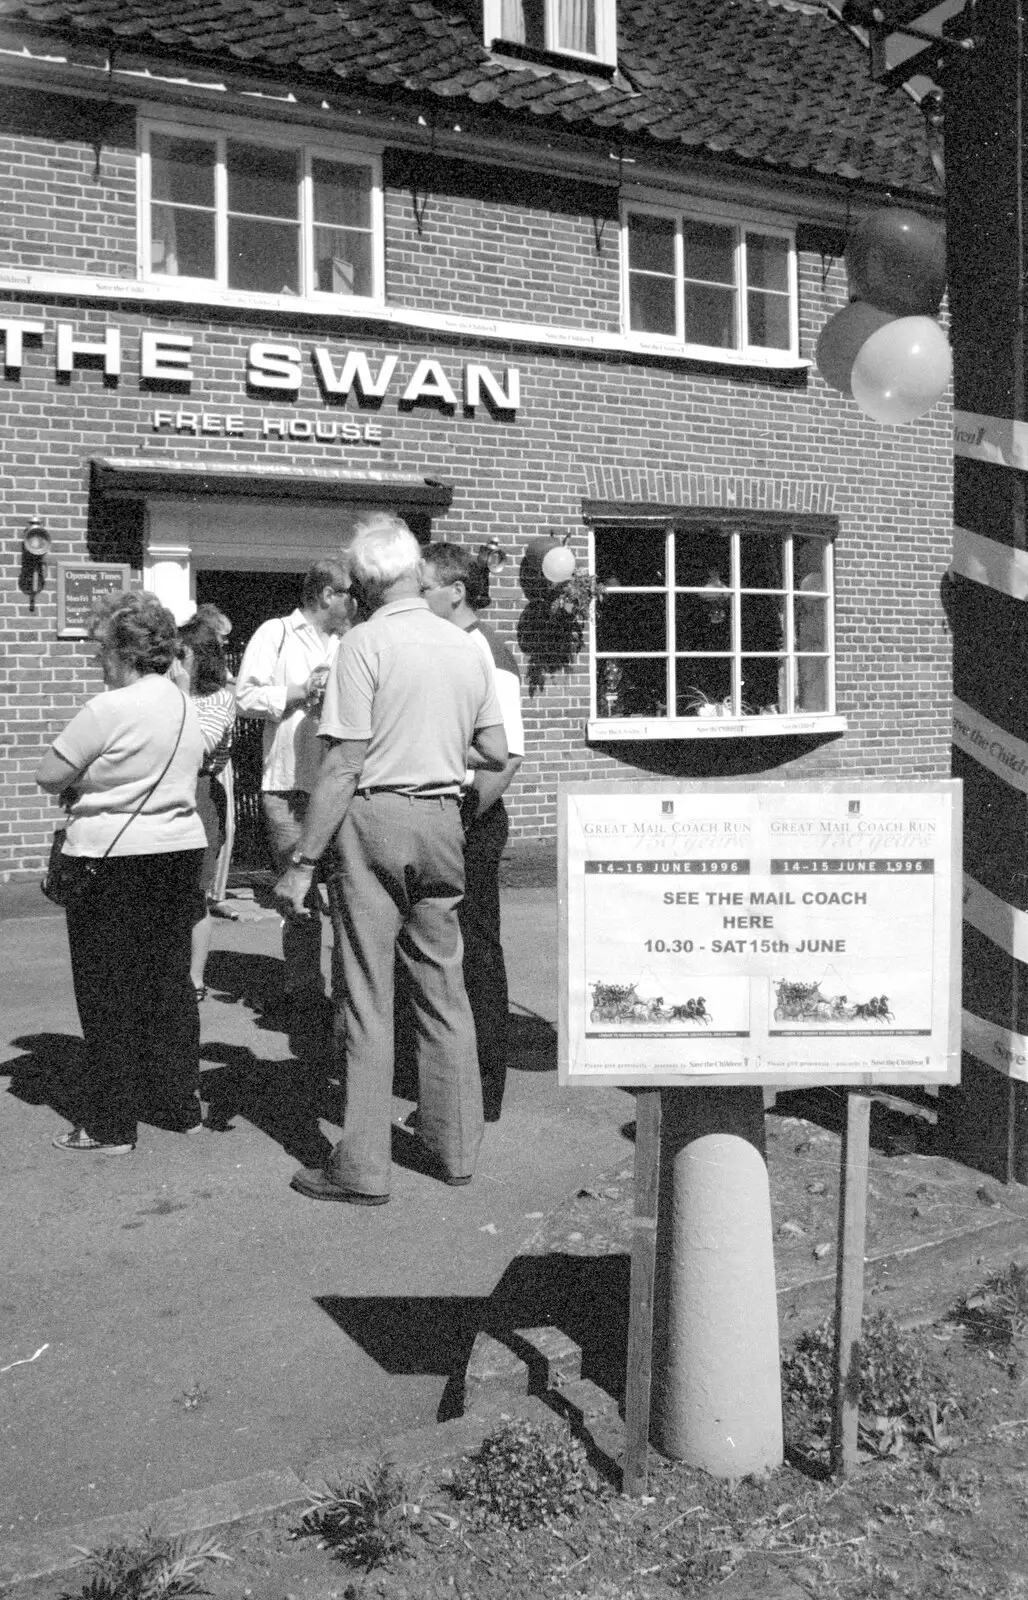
[541,544,576,583]
[850,315,952,425]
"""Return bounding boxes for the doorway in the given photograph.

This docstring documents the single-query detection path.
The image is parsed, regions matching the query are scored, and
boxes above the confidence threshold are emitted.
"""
[195,570,306,870]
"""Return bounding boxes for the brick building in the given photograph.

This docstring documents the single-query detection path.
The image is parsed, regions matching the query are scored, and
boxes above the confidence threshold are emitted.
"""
[0,0,949,879]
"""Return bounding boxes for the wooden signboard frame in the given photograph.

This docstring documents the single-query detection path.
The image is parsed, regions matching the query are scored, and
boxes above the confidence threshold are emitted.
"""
[56,561,132,638]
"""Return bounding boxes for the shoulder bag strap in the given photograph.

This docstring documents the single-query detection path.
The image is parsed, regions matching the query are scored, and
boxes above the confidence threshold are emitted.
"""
[97,690,189,863]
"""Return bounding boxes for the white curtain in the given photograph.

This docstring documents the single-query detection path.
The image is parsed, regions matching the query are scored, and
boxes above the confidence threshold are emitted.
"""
[501,0,526,42]
[558,0,594,53]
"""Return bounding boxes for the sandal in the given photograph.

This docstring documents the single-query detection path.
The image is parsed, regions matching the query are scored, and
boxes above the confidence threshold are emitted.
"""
[53,1127,134,1154]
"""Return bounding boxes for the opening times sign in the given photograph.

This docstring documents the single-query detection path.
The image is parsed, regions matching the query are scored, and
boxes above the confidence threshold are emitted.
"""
[558,780,961,1088]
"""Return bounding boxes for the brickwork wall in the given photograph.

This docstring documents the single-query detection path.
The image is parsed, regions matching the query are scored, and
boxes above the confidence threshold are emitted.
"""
[0,93,953,879]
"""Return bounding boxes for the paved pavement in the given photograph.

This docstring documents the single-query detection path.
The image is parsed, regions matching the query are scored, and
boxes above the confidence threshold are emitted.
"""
[0,868,636,1545]
[4,851,1028,1588]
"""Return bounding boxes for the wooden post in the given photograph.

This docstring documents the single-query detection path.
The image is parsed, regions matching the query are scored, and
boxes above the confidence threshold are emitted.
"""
[831,1090,872,1478]
[622,1087,661,1495]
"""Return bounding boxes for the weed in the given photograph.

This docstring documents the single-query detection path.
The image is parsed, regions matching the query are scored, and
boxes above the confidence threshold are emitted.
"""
[293,1461,434,1571]
[956,1262,1028,1354]
[175,1381,208,1412]
[62,1523,231,1599]
[450,1416,598,1531]
[781,1310,957,1462]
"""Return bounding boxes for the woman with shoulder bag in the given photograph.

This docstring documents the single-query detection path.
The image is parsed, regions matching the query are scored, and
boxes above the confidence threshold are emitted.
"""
[35,592,207,1153]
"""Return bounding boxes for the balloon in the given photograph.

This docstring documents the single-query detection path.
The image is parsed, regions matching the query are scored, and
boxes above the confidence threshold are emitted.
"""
[541,543,577,583]
[850,315,952,425]
[845,209,947,317]
[815,301,895,396]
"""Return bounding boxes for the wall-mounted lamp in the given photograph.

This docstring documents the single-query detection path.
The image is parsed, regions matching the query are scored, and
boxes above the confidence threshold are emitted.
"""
[19,520,51,611]
[477,538,507,572]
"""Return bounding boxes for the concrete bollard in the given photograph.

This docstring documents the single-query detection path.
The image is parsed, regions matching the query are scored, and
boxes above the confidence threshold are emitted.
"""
[650,1086,783,1476]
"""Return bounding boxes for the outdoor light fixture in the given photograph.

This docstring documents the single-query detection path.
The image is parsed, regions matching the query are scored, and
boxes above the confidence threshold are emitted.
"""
[19,519,51,610]
[477,538,507,572]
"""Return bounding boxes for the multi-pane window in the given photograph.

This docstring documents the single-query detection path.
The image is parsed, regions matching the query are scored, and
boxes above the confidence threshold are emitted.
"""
[624,208,795,356]
[486,0,616,61]
[143,125,379,300]
[591,520,836,725]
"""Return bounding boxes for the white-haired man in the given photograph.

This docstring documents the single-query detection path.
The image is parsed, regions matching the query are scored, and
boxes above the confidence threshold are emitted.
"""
[273,514,507,1204]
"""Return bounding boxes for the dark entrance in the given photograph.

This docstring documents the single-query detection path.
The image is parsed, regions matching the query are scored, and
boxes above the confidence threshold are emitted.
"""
[195,569,306,871]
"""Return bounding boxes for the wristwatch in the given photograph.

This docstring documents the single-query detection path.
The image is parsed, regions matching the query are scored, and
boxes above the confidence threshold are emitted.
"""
[289,849,320,868]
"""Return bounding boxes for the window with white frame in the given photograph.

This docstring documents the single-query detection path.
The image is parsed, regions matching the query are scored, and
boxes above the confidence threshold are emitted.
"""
[590,517,837,731]
[484,0,616,63]
[623,207,796,357]
[141,123,382,301]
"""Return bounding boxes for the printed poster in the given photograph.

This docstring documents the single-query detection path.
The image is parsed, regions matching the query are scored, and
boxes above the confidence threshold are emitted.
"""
[558,780,961,1087]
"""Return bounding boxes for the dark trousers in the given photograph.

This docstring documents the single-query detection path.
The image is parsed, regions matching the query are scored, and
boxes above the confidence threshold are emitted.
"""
[460,798,510,1122]
[64,850,205,1143]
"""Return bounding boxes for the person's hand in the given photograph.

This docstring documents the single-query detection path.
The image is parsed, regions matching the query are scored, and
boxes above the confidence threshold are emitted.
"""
[272,864,316,921]
[305,665,329,712]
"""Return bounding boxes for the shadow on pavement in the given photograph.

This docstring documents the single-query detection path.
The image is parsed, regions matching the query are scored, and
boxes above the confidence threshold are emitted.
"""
[203,949,288,1014]
[200,1043,342,1166]
[318,1250,629,1423]
[4,1031,83,1123]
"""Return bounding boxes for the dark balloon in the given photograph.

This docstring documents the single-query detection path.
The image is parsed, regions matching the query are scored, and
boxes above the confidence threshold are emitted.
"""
[845,209,947,317]
[815,300,895,396]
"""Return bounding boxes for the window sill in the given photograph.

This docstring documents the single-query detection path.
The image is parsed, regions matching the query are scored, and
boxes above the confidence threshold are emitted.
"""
[587,714,847,741]
[0,268,810,369]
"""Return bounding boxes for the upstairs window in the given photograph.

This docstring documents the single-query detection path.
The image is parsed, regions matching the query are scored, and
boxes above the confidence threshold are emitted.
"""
[588,516,839,738]
[485,0,616,64]
[624,207,797,359]
[141,123,382,302]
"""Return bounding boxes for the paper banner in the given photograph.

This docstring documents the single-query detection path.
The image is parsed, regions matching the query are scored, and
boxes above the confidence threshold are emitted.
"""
[963,872,1028,962]
[954,408,1028,471]
[953,698,1028,796]
[951,524,1028,601]
[962,1008,1028,1082]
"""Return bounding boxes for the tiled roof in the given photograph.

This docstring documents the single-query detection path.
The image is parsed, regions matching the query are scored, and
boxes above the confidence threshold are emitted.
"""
[0,0,937,194]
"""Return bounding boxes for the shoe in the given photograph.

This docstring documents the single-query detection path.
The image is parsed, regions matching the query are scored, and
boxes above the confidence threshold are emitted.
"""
[53,1127,134,1154]
[289,1166,389,1205]
[194,985,208,1003]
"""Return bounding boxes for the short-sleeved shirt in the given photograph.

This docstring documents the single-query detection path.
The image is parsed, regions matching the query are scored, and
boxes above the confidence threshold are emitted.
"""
[466,620,524,758]
[53,674,207,857]
[318,596,503,796]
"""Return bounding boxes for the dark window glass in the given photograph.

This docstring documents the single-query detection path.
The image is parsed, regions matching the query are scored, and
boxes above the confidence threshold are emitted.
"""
[739,537,783,590]
[595,530,666,588]
[151,205,215,278]
[228,218,299,294]
[748,290,790,349]
[746,232,789,292]
[313,159,371,229]
[676,658,731,716]
[674,529,730,589]
[227,141,299,219]
[794,537,828,591]
[795,595,828,652]
[682,220,734,283]
[796,657,829,712]
[629,276,676,335]
[595,593,667,653]
[150,134,215,206]
[596,656,668,717]
[629,213,676,274]
[683,283,735,348]
[675,592,731,653]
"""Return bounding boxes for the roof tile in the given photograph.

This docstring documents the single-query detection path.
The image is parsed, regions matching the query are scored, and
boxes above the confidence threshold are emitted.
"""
[0,0,937,193]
